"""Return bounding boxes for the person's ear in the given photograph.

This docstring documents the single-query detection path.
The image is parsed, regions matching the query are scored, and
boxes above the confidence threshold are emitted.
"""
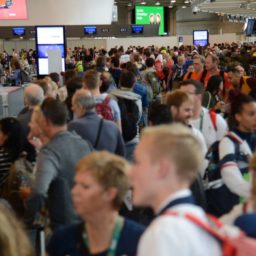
[170,106,177,117]
[157,158,175,179]
[235,113,241,124]
[104,187,118,203]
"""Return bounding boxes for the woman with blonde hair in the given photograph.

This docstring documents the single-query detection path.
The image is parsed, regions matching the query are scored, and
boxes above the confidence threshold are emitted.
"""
[0,205,33,256]
[47,151,145,256]
[28,106,49,149]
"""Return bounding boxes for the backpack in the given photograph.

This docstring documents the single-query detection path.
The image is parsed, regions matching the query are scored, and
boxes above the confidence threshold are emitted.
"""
[203,132,249,217]
[3,155,35,217]
[117,97,139,143]
[164,211,256,256]
[172,64,184,81]
[154,60,165,80]
[145,72,161,100]
[209,109,217,131]
[95,96,114,121]
[20,70,31,84]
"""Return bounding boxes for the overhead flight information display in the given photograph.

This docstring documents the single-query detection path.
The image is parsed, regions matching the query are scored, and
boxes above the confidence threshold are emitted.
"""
[193,30,209,46]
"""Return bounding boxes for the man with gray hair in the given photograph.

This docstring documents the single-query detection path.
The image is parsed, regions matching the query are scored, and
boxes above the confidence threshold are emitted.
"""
[68,89,125,156]
[18,83,44,162]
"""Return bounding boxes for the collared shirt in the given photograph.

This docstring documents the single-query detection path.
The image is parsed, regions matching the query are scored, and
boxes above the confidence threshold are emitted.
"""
[156,189,192,215]
[137,189,221,256]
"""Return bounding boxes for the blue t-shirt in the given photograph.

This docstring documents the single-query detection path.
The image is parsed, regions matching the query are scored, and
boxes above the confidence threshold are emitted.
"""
[47,218,145,256]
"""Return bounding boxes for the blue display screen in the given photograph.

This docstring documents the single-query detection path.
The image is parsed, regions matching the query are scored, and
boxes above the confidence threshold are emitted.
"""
[84,26,97,35]
[12,27,26,36]
[131,25,144,34]
[193,30,209,47]
[37,44,65,58]
[246,19,256,35]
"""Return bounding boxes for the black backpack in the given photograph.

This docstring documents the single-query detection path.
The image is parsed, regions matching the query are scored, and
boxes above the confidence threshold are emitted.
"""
[117,98,139,143]
[172,64,184,81]
[204,133,249,217]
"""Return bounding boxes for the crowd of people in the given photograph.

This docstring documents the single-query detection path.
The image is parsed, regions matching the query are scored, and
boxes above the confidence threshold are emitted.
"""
[0,42,256,255]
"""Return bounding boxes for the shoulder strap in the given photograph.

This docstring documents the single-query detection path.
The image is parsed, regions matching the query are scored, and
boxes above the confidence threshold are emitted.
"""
[206,91,212,109]
[164,211,227,243]
[220,70,225,81]
[220,132,243,165]
[226,132,243,145]
[200,69,207,84]
[187,72,192,79]
[94,119,103,148]
[209,109,217,131]
[103,95,111,105]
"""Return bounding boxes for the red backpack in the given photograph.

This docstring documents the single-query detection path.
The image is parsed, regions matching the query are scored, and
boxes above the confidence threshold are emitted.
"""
[154,60,165,80]
[209,109,217,131]
[164,211,256,256]
[95,96,114,121]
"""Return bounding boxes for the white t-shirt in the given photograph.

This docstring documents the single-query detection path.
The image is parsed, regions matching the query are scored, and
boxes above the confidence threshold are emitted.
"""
[190,126,208,177]
[189,107,228,149]
[138,194,221,256]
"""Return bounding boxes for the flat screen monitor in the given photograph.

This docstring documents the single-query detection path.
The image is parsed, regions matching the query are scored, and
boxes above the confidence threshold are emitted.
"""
[193,30,209,47]
[0,0,27,20]
[35,26,66,76]
[135,6,164,35]
[131,25,144,34]
[84,26,97,35]
[245,19,256,36]
[12,27,25,36]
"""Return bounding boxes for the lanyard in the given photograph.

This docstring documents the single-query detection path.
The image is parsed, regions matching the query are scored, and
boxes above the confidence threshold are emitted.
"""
[82,216,124,256]
[199,110,204,132]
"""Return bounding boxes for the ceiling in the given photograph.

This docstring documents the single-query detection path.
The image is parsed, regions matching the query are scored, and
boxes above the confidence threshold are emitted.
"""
[115,0,256,17]
[197,0,256,18]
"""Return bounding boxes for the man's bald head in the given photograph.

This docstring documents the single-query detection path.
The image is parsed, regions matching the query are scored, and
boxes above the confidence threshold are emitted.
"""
[24,83,44,108]
[72,89,96,111]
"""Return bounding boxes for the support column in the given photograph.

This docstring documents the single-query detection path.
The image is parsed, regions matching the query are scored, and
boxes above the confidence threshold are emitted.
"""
[169,7,177,36]
[0,39,4,52]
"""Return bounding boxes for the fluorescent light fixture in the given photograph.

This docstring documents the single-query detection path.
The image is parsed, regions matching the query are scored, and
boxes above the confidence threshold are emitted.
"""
[168,4,173,8]
[184,0,189,3]
[155,1,161,5]
[182,5,186,8]
[171,0,176,2]
[141,1,146,4]
[127,2,132,6]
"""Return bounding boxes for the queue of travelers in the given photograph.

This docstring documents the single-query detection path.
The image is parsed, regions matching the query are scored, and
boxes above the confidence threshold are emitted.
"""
[0,42,256,255]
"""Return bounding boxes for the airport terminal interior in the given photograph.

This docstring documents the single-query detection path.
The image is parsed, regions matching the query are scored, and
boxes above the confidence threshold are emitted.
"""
[0,0,256,255]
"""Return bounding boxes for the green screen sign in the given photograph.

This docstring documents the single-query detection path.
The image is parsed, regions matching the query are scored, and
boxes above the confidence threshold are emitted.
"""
[135,6,164,35]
